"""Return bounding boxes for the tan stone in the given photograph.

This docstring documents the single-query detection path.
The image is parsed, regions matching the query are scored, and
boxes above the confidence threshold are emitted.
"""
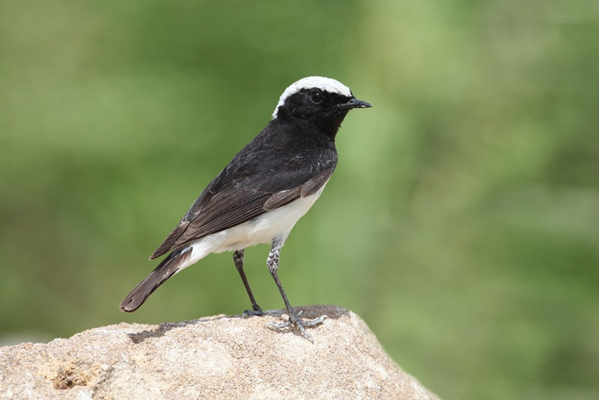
[0,305,439,399]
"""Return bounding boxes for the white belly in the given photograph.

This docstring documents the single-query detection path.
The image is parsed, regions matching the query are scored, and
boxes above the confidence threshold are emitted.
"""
[178,183,327,271]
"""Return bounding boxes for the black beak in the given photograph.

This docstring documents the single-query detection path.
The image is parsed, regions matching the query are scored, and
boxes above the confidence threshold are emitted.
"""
[338,97,373,110]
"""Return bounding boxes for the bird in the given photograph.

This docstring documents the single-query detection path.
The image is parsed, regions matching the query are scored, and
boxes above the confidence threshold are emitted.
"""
[119,76,371,341]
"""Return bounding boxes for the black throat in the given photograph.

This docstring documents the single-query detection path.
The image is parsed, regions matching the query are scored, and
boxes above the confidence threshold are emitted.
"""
[274,106,350,141]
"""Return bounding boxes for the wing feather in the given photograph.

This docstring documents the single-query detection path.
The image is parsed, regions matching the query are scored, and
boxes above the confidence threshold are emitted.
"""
[150,123,338,259]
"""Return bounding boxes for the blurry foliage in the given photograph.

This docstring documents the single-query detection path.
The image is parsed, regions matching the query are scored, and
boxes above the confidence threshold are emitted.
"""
[1,1,598,399]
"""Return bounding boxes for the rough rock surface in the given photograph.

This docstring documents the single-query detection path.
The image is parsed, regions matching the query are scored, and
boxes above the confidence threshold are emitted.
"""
[0,305,439,399]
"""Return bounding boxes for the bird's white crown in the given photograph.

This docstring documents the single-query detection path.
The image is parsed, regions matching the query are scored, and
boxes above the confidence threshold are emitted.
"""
[272,76,352,119]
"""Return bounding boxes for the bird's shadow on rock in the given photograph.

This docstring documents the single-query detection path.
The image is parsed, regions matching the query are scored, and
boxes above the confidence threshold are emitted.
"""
[126,304,349,344]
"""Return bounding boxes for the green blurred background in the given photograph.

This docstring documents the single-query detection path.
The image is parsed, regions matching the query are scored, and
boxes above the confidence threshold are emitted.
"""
[1,1,598,399]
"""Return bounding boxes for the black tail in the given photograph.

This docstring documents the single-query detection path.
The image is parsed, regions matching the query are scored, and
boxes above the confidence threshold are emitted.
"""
[120,247,192,312]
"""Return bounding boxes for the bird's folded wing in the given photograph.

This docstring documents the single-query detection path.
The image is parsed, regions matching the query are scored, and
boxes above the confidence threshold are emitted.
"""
[150,167,334,259]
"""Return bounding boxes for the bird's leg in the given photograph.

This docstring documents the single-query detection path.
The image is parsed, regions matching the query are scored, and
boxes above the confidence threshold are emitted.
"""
[233,249,263,316]
[265,239,326,343]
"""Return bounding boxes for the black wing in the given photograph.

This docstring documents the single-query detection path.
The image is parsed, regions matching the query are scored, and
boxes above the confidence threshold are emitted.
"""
[150,123,337,259]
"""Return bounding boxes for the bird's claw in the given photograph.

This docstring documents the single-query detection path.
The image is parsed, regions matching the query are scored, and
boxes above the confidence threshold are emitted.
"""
[242,307,264,318]
[266,310,327,343]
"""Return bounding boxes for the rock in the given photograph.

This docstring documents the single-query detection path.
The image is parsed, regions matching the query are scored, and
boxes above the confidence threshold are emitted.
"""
[0,305,439,399]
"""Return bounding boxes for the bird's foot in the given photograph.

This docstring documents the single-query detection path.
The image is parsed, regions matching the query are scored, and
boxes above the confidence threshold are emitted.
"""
[266,310,327,343]
[242,305,264,317]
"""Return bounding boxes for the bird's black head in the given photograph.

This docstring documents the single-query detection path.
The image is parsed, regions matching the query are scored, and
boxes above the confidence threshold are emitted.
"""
[272,76,372,140]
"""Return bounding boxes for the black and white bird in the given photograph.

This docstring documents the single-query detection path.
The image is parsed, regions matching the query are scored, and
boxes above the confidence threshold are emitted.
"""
[120,76,371,341]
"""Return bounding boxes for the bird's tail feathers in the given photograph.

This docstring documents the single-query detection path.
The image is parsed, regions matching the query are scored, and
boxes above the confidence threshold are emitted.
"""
[119,247,192,313]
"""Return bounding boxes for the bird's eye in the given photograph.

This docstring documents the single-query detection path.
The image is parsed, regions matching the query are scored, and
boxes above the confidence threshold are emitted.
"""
[310,91,323,103]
